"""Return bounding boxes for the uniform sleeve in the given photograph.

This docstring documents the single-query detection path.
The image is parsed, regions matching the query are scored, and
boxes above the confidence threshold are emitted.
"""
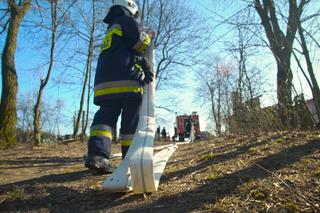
[118,16,151,54]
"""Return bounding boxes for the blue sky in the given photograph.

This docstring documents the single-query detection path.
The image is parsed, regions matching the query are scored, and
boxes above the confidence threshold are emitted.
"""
[1,0,319,136]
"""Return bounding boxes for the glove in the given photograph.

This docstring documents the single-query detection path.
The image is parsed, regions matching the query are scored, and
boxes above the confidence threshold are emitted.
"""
[139,57,154,84]
[129,63,146,85]
[130,56,154,85]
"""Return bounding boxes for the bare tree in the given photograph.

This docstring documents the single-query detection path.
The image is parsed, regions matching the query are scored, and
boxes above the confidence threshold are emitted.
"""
[0,0,31,149]
[17,92,34,142]
[139,0,208,91]
[41,97,64,140]
[253,0,308,128]
[72,0,98,139]
[196,59,233,136]
[0,4,10,35]
[33,0,58,146]
[226,24,257,104]
[136,0,209,128]
[33,0,76,146]
[53,98,63,138]
[295,15,320,126]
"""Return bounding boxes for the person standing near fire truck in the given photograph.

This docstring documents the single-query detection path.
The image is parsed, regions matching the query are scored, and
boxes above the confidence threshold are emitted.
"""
[156,126,161,140]
[84,0,154,174]
[161,127,167,140]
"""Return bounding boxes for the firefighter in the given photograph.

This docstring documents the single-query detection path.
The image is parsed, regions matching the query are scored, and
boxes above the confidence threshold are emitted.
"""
[84,0,154,174]
[172,126,177,141]
[185,117,192,137]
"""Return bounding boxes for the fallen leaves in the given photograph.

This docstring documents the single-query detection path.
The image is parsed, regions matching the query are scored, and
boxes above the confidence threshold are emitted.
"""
[0,130,319,212]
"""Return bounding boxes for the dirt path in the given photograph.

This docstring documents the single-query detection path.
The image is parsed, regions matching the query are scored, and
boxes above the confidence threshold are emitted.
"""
[0,131,319,212]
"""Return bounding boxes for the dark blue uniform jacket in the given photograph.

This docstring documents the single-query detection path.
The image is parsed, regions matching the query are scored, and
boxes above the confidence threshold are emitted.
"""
[94,6,150,105]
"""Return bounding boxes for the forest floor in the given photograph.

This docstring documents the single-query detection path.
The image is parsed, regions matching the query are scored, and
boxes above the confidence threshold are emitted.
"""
[0,130,320,213]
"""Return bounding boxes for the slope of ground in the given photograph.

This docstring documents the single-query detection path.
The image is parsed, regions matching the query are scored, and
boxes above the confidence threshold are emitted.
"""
[0,131,319,212]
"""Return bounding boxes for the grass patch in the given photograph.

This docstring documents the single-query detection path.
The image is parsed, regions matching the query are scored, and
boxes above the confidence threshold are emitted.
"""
[3,188,26,200]
[282,202,299,212]
[250,189,266,200]
[313,169,320,176]
[206,174,218,181]
[274,138,285,143]
[295,132,308,138]
[302,158,316,164]
[199,152,215,161]
[248,147,260,154]
[87,179,103,190]
[250,185,269,200]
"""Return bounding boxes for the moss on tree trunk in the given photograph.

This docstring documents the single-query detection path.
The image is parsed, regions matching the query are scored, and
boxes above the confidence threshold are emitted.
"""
[0,1,31,149]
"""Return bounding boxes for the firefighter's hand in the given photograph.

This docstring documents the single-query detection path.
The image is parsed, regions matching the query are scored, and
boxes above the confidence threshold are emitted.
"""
[140,57,154,84]
[145,28,155,39]
[143,68,154,84]
[147,31,155,39]
[130,63,146,85]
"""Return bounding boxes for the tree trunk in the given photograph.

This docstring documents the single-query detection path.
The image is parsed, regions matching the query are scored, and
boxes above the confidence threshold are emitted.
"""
[209,86,218,135]
[73,37,93,138]
[298,25,320,126]
[73,46,92,138]
[33,86,43,146]
[0,0,31,149]
[243,63,254,100]
[83,60,92,137]
[237,35,244,104]
[33,1,57,146]
[73,0,96,138]
[276,60,293,128]
[224,75,231,135]
[254,0,303,128]
[216,79,222,136]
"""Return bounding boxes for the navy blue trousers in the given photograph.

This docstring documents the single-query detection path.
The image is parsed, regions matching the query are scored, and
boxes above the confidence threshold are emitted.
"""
[87,97,142,159]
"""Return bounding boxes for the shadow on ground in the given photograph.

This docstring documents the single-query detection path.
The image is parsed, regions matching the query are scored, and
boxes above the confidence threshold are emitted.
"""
[0,137,318,212]
[0,156,83,169]
[125,138,320,212]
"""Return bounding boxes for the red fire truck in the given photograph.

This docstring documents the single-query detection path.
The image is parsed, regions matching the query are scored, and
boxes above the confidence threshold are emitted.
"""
[175,112,201,141]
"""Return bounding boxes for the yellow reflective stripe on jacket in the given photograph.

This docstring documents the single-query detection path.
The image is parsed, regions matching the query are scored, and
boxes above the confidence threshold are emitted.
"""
[94,86,143,97]
[101,25,123,52]
[121,140,132,146]
[133,32,150,53]
[90,130,112,140]
[134,64,144,72]
[94,80,141,90]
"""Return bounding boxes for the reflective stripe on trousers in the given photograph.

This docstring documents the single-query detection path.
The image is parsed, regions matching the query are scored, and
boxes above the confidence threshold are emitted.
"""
[88,124,114,158]
[87,97,142,159]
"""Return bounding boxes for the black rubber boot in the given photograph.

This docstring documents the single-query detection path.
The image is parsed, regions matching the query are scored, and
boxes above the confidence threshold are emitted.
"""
[84,155,114,174]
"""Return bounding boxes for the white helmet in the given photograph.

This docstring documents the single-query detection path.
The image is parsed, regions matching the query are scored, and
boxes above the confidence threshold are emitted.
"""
[113,0,139,16]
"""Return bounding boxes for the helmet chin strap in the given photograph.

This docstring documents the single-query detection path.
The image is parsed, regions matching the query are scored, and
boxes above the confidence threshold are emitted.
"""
[133,11,140,20]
